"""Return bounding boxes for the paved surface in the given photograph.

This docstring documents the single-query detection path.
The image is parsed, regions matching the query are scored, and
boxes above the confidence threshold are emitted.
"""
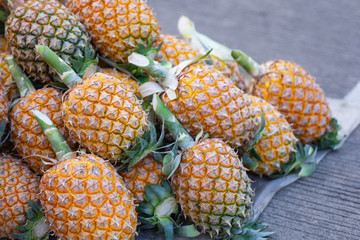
[148,0,360,239]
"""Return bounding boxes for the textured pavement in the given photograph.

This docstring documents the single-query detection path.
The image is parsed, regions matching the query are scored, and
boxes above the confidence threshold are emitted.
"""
[146,0,360,239]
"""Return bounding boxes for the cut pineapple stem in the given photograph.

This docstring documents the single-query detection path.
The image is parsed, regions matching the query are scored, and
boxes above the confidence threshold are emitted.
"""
[178,15,233,61]
[152,94,195,150]
[129,52,170,78]
[177,16,264,78]
[231,49,263,77]
[35,45,82,89]
[31,110,72,161]
[5,56,35,98]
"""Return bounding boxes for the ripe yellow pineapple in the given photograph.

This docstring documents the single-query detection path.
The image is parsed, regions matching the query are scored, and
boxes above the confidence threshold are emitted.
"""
[160,62,258,148]
[40,154,137,239]
[63,72,148,161]
[33,110,137,240]
[245,95,298,176]
[10,87,76,174]
[232,52,332,144]
[119,155,164,203]
[156,34,198,66]
[0,154,40,239]
[171,138,253,238]
[36,44,149,162]
[65,0,161,63]
[7,57,76,174]
[0,52,18,101]
[5,0,94,83]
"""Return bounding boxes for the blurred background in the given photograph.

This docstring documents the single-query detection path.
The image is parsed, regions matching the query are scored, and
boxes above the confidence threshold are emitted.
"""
[147,0,360,239]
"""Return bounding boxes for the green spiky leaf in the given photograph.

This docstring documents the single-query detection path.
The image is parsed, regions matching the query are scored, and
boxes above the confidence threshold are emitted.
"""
[269,142,317,179]
[174,224,201,238]
[70,46,98,78]
[313,118,343,150]
[231,221,274,240]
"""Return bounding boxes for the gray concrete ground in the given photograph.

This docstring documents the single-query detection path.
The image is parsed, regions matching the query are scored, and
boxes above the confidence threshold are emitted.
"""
[146,0,360,239]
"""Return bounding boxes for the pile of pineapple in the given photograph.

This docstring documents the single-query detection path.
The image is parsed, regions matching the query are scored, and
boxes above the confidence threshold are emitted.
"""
[0,0,341,239]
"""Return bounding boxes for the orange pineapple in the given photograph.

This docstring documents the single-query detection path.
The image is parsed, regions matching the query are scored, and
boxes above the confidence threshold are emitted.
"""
[0,83,8,126]
[245,96,298,176]
[36,45,148,162]
[119,155,164,203]
[160,62,258,148]
[0,37,7,52]
[7,57,75,174]
[232,51,331,143]
[0,154,40,239]
[65,0,161,63]
[33,110,137,240]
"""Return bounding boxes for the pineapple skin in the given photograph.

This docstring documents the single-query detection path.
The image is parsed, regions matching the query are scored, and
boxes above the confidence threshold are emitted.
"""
[63,72,148,161]
[161,63,258,149]
[0,37,8,52]
[100,68,140,96]
[0,154,40,239]
[251,60,331,143]
[156,34,198,66]
[119,155,164,204]
[248,96,298,176]
[171,138,253,238]
[39,153,137,240]
[5,0,95,83]
[10,87,76,174]
[0,84,8,125]
[66,0,161,63]
[0,53,19,101]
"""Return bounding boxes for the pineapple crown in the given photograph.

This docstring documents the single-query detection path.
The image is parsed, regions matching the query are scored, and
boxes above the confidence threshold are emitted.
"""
[70,45,99,79]
[137,178,200,240]
[11,201,50,240]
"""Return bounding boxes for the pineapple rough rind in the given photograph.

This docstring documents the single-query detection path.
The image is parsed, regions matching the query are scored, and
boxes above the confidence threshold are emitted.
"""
[63,72,148,161]
[39,153,137,240]
[171,138,253,238]
[251,60,331,143]
[162,63,258,148]
[0,154,40,239]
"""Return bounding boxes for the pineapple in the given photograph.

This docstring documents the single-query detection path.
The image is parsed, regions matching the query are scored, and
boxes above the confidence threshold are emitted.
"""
[119,154,164,203]
[232,51,332,143]
[5,0,94,83]
[0,154,40,239]
[245,95,298,176]
[7,57,76,174]
[36,45,148,162]
[156,34,198,66]
[130,54,258,149]
[171,138,253,238]
[0,52,18,101]
[33,110,137,240]
[151,94,267,239]
[65,0,161,63]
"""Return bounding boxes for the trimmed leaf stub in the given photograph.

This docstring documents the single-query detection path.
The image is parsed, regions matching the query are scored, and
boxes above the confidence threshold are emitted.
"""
[137,179,200,240]
[12,201,50,240]
[313,118,343,150]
